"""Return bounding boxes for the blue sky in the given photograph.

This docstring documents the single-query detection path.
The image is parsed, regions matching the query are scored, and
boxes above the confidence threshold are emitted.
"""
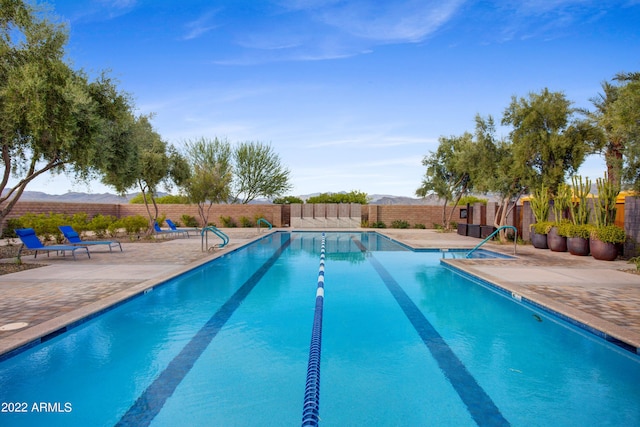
[19,0,640,197]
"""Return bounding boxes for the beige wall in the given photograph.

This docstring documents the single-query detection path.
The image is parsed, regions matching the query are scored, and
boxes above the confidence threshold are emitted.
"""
[3,201,466,230]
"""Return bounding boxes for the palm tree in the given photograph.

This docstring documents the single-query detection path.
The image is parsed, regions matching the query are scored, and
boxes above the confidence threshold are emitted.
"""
[580,81,623,186]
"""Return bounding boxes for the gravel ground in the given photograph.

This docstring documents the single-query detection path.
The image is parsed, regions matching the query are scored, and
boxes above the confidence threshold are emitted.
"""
[0,245,44,275]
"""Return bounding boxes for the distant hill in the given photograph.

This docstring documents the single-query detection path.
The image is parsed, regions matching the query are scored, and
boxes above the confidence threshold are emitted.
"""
[6,191,453,205]
[4,191,136,204]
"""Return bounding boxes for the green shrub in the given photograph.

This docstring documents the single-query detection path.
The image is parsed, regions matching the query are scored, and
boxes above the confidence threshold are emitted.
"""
[558,223,593,239]
[391,220,410,229]
[591,225,626,244]
[88,214,117,238]
[361,220,370,228]
[129,193,190,204]
[122,215,149,234]
[628,256,640,271]
[3,218,23,238]
[531,221,553,235]
[219,216,237,227]
[17,212,68,242]
[181,214,199,227]
[239,216,254,227]
[454,196,487,206]
[371,221,386,228]
[305,190,369,204]
[273,195,303,204]
[413,223,426,229]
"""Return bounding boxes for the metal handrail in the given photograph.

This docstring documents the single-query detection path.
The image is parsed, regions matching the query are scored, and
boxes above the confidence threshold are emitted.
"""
[466,225,518,258]
[257,218,272,230]
[201,226,229,251]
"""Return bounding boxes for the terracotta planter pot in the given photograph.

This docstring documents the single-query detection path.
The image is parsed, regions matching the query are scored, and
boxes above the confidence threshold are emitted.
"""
[567,237,589,256]
[589,238,618,261]
[531,231,548,249]
[547,227,567,252]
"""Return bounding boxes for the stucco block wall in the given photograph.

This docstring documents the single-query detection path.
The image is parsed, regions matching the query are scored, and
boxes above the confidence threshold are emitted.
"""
[365,205,463,228]
[624,196,640,257]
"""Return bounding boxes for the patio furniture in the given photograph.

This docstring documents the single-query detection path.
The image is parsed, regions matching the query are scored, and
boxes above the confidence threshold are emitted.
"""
[59,225,123,252]
[14,228,90,260]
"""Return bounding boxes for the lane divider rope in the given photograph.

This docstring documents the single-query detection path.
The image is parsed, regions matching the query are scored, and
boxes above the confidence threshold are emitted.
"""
[301,233,326,426]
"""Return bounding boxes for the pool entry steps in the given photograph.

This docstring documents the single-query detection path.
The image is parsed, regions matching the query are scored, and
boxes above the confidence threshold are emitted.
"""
[301,233,326,426]
[466,225,518,258]
[200,226,229,250]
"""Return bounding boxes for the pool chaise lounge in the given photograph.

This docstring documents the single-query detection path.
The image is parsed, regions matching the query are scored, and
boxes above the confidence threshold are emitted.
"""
[14,228,91,260]
[58,225,123,253]
[154,221,189,238]
[165,219,199,236]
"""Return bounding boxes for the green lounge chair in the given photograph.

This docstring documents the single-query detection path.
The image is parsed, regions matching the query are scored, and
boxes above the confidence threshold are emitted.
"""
[15,228,90,260]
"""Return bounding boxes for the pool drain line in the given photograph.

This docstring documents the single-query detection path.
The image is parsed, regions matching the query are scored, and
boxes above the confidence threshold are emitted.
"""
[301,233,326,426]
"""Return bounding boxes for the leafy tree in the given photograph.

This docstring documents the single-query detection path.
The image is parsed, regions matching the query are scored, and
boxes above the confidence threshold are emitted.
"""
[581,72,640,190]
[502,88,602,194]
[129,193,190,204]
[231,141,292,204]
[182,137,232,225]
[101,115,190,232]
[580,80,622,185]
[273,195,304,204]
[305,190,369,204]
[612,73,640,191]
[468,115,526,239]
[0,1,134,234]
[416,132,474,229]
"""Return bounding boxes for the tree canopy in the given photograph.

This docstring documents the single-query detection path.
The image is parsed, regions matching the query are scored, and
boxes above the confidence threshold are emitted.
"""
[182,137,233,225]
[231,141,292,204]
[502,88,602,195]
[0,0,137,233]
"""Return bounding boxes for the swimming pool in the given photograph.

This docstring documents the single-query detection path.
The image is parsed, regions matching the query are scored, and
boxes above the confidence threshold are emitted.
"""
[0,231,638,426]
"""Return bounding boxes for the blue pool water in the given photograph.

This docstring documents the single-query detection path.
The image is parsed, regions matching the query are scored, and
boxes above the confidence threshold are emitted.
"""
[1,232,639,426]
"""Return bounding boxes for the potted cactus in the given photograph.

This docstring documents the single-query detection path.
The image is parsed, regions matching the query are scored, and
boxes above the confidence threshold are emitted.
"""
[562,176,592,256]
[590,175,625,261]
[529,185,550,249]
[548,184,571,252]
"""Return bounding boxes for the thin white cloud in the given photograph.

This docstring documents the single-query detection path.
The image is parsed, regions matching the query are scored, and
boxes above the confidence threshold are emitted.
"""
[315,0,466,43]
[183,10,220,40]
[217,0,466,64]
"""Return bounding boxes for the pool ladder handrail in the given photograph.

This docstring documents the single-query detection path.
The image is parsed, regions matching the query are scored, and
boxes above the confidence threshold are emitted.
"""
[201,226,230,251]
[257,218,272,231]
[466,225,517,258]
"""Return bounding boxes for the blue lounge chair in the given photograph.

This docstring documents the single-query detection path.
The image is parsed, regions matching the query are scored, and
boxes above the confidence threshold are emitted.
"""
[15,228,90,260]
[165,219,199,236]
[154,222,189,238]
[58,226,123,253]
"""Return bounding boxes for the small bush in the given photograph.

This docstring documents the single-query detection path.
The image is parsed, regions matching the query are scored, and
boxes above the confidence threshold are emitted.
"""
[371,221,386,228]
[391,220,410,229]
[181,215,199,227]
[117,215,149,235]
[219,216,237,227]
[414,223,426,229]
[89,214,117,238]
[239,216,254,227]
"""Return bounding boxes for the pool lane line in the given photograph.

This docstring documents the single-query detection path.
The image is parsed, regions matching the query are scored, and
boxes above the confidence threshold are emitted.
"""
[116,235,293,427]
[301,233,326,427]
[351,238,510,427]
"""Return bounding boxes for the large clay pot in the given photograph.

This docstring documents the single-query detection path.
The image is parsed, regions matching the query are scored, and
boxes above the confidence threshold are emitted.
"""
[547,227,567,252]
[589,238,618,261]
[567,237,590,256]
[531,231,548,249]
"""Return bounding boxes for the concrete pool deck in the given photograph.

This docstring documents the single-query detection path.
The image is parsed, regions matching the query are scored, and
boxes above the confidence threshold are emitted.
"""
[1,228,639,358]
